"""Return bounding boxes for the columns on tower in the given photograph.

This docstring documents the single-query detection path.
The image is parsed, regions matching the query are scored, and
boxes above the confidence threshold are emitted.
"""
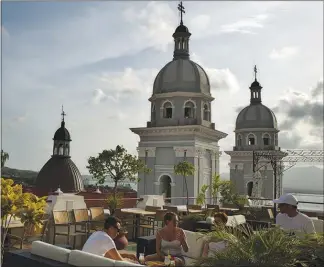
[136,147,156,158]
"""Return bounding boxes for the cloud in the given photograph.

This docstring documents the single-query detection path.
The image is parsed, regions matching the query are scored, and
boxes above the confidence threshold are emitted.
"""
[274,79,323,144]
[191,53,240,93]
[220,14,268,34]
[207,68,240,93]
[107,112,128,121]
[96,67,159,98]
[123,1,176,52]
[1,25,9,37]
[92,88,107,104]
[189,14,212,34]
[269,46,299,59]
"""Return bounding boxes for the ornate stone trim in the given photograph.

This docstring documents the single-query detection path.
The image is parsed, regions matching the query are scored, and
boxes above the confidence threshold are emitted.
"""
[130,125,227,141]
[136,147,156,157]
[229,163,244,170]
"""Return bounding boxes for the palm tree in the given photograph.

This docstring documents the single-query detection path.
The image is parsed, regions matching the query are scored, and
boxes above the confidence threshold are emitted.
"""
[174,161,195,211]
[1,150,9,168]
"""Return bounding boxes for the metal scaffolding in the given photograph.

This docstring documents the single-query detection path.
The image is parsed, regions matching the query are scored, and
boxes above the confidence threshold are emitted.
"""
[252,149,324,215]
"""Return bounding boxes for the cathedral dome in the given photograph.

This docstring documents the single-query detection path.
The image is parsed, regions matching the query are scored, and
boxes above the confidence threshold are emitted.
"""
[36,157,84,193]
[152,59,210,95]
[236,103,278,130]
[54,121,71,141]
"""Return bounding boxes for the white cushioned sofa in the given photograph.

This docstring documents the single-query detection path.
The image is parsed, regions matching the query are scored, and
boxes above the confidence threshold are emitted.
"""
[181,215,246,266]
[27,240,144,267]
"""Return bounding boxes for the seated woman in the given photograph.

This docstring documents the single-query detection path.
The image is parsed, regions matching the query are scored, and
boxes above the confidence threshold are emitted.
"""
[202,212,228,257]
[145,212,189,266]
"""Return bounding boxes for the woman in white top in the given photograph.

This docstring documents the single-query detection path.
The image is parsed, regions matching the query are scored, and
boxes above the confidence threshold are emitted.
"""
[145,212,189,266]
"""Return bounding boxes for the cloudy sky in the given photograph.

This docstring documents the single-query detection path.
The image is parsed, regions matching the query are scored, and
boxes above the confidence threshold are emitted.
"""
[2,1,323,174]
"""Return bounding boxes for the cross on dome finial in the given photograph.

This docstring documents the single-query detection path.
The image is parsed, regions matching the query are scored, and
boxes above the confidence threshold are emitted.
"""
[254,65,258,81]
[178,1,185,25]
[61,105,66,122]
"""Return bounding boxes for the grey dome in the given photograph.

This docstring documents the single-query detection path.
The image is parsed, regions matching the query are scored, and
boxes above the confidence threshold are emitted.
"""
[54,121,71,141]
[36,157,84,193]
[236,103,278,130]
[153,59,210,95]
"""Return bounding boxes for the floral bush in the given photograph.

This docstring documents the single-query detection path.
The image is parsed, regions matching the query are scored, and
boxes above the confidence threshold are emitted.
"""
[1,178,47,263]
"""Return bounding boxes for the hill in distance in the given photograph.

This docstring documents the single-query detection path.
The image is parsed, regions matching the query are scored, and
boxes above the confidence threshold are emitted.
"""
[2,166,323,194]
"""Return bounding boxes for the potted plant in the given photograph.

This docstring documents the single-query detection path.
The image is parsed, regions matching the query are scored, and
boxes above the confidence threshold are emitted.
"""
[195,225,321,267]
[1,178,47,264]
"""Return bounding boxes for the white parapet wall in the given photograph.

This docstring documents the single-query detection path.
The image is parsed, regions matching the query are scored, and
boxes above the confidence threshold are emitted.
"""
[137,195,165,209]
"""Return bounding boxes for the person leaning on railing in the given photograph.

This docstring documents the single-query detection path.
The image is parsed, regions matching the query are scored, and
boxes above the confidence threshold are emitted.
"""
[273,194,316,236]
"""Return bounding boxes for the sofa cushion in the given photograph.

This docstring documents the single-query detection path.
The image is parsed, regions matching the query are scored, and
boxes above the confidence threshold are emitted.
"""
[182,230,206,259]
[114,260,144,267]
[183,256,197,266]
[68,250,115,266]
[313,219,324,233]
[31,241,71,263]
[207,241,227,257]
[227,215,246,227]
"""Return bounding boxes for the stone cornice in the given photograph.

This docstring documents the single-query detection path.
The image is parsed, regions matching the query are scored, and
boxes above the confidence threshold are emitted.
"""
[225,150,287,158]
[148,92,214,102]
[234,128,280,133]
[130,125,227,141]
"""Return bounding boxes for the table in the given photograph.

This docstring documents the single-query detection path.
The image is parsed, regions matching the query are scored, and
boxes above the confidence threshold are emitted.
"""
[219,207,239,214]
[145,261,165,267]
[121,208,156,239]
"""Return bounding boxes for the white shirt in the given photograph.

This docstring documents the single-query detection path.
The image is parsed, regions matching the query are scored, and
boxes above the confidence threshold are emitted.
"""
[276,212,316,235]
[82,231,116,256]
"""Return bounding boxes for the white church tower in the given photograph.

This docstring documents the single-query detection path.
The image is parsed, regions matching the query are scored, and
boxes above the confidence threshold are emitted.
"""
[225,66,285,199]
[130,2,227,205]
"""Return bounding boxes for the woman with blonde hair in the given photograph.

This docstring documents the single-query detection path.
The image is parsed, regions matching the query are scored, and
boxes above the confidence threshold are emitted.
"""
[145,212,189,266]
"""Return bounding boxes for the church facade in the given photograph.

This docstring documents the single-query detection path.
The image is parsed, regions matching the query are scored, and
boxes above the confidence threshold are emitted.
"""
[130,5,227,205]
[225,69,285,199]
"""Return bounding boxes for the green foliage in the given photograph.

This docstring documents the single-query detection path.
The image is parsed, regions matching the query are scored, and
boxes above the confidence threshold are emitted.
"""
[195,225,314,267]
[210,174,223,204]
[106,192,124,215]
[87,145,150,187]
[1,150,9,168]
[196,184,209,205]
[174,161,195,209]
[1,178,47,264]
[87,145,151,212]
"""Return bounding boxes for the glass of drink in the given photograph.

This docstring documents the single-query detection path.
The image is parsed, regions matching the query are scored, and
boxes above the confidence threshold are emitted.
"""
[164,256,171,266]
[170,260,175,267]
[139,253,145,264]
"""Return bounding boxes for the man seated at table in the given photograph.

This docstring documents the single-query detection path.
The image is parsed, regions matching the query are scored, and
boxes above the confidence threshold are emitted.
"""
[82,216,139,263]
[274,194,316,236]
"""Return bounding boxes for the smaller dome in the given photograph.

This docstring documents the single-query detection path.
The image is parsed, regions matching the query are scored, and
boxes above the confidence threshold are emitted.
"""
[250,80,261,88]
[36,157,84,193]
[174,24,189,33]
[236,103,278,130]
[54,121,71,141]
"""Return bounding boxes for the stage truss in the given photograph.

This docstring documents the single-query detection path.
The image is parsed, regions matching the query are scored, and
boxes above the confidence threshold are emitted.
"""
[252,149,323,214]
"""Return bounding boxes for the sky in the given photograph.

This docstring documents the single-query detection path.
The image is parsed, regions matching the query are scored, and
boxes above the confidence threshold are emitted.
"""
[2,1,323,175]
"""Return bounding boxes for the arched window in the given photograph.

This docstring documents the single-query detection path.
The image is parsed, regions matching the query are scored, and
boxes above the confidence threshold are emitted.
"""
[203,104,210,121]
[237,134,243,146]
[262,133,271,146]
[163,102,173,118]
[64,144,69,156]
[184,101,195,118]
[152,103,156,120]
[247,133,256,145]
[58,144,64,155]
